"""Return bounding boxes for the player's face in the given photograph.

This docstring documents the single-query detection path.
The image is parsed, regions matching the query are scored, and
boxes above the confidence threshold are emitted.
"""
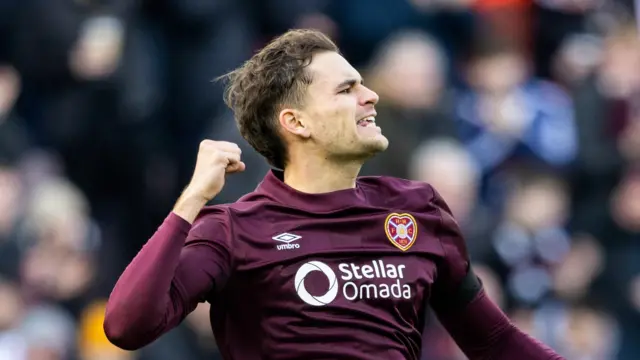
[297,51,388,161]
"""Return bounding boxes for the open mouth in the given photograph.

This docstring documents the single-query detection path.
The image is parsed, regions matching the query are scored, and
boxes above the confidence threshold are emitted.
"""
[357,116,376,127]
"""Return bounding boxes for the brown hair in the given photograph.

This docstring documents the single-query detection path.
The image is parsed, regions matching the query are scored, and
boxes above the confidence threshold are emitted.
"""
[220,29,338,169]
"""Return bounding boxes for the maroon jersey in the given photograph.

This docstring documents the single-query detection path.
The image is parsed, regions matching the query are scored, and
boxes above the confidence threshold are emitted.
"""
[104,170,564,360]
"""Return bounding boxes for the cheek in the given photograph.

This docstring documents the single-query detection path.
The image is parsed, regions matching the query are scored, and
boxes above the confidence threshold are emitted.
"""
[310,97,357,142]
[336,101,357,130]
[334,115,356,143]
[323,120,350,144]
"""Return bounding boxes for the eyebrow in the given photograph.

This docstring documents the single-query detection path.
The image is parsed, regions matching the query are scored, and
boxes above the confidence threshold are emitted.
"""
[335,78,364,91]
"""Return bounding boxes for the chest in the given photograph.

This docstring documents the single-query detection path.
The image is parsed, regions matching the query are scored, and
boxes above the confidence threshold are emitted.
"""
[234,209,443,257]
[225,210,446,314]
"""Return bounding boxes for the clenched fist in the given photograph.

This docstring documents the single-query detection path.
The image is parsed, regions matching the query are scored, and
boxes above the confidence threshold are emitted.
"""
[173,140,245,223]
[189,140,245,200]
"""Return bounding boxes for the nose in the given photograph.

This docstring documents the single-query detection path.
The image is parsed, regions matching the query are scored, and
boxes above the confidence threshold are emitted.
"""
[360,85,379,106]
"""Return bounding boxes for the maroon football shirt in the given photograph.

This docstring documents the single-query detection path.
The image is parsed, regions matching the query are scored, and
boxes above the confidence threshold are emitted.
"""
[104,170,564,360]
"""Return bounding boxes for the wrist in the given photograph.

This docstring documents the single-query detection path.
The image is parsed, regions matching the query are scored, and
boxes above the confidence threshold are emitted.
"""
[172,189,209,224]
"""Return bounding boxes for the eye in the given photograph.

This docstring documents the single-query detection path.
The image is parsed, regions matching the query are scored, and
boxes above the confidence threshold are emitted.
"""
[339,88,352,94]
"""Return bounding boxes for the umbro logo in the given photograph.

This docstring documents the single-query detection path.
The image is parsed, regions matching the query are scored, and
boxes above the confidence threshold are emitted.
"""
[272,233,301,251]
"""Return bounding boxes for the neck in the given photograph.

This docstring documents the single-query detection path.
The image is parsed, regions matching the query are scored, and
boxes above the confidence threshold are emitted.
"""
[283,156,362,194]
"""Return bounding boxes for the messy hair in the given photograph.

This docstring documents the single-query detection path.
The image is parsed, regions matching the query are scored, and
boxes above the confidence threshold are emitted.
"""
[220,29,339,169]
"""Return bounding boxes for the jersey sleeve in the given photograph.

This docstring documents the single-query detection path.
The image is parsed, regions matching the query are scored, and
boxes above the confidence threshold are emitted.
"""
[429,186,482,310]
[427,186,565,360]
[182,207,234,298]
[104,207,233,350]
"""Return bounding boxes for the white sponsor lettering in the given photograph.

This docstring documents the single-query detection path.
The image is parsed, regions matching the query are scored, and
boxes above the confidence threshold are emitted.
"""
[342,279,411,300]
[295,260,411,306]
[338,260,406,280]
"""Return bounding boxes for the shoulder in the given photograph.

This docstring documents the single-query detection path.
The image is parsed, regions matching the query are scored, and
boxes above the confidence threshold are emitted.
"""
[357,175,434,197]
[357,176,441,211]
[188,205,233,242]
[190,192,275,238]
[358,175,461,238]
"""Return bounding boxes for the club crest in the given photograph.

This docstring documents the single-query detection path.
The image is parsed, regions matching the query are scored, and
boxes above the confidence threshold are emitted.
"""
[385,213,417,251]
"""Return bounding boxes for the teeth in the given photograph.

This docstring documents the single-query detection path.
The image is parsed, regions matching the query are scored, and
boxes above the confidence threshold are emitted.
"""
[357,116,376,126]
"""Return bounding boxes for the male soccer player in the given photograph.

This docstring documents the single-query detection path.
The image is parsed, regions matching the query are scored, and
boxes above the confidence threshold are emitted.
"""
[104,29,564,360]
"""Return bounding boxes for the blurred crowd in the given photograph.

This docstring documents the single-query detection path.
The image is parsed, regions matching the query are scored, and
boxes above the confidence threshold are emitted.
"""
[1,0,640,359]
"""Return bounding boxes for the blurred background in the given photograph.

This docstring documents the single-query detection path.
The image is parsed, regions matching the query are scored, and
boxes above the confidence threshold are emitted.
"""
[0,0,639,359]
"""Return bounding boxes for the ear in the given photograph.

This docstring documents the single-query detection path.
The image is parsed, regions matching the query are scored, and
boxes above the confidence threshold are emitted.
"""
[278,108,311,139]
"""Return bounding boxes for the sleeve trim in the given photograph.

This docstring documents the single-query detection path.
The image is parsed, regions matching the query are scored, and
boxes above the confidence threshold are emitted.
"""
[454,264,483,308]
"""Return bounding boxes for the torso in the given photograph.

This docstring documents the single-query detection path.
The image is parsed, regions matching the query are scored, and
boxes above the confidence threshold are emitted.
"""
[207,175,448,360]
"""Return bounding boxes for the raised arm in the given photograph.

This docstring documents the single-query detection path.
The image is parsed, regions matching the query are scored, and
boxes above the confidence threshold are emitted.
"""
[104,140,245,350]
[428,187,565,360]
[103,208,232,350]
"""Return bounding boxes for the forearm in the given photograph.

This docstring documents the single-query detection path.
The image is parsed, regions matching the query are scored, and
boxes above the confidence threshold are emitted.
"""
[437,290,564,360]
[104,213,193,350]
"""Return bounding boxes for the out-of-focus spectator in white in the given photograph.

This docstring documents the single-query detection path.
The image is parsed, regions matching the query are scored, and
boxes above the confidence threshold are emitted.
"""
[19,176,101,319]
[69,16,125,81]
[408,138,497,261]
[0,299,78,360]
[361,30,457,179]
[410,139,479,220]
[20,305,76,360]
[551,34,604,88]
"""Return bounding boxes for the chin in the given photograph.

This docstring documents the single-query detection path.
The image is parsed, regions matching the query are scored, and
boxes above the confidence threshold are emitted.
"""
[361,135,389,155]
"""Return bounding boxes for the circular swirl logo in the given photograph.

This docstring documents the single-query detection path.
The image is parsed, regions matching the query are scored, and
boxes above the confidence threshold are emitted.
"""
[294,261,338,306]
